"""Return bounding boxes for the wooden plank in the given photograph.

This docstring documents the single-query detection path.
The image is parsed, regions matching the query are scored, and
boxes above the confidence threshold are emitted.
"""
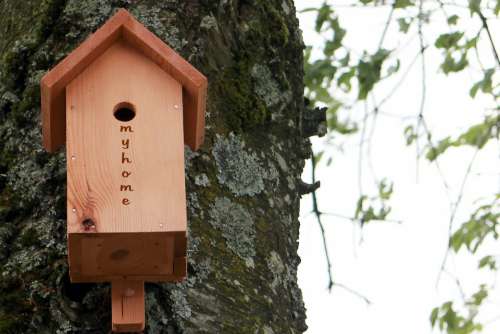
[67,232,185,282]
[173,256,187,277]
[68,233,185,283]
[80,235,174,277]
[66,41,187,235]
[111,280,145,332]
[71,273,185,283]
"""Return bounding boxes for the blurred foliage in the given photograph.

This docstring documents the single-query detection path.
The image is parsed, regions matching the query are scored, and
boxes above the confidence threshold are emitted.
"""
[303,0,499,332]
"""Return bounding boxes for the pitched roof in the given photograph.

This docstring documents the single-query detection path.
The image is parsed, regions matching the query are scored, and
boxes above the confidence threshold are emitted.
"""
[41,8,207,152]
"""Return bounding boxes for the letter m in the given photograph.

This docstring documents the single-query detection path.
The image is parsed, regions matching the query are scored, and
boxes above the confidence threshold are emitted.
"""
[120,126,133,132]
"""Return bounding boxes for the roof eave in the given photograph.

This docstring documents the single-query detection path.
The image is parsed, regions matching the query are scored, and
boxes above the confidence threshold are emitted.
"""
[41,8,207,152]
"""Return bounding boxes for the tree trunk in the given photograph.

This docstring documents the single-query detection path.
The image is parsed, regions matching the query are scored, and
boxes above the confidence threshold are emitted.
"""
[0,1,312,333]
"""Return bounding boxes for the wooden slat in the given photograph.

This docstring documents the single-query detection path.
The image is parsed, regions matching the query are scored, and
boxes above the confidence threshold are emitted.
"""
[111,280,145,332]
[68,232,186,283]
[71,273,185,283]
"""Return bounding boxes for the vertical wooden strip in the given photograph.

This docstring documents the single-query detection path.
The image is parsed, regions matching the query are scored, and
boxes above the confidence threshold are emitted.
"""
[111,280,145,333]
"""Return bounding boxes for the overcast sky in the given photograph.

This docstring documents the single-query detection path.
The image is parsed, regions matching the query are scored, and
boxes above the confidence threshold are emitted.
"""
[295,1,500,333]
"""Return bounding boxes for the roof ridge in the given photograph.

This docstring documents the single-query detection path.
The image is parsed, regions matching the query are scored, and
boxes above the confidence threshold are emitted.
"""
[41,8,207,152]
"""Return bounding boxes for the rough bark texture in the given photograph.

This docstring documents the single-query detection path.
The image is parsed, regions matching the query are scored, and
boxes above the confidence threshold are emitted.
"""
[0,1,312,333]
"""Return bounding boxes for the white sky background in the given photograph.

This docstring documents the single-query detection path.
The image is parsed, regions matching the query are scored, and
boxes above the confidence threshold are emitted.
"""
[295,1,500,333]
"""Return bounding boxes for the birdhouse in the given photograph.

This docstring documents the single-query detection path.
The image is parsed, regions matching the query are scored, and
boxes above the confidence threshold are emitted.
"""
[40,9,207,332]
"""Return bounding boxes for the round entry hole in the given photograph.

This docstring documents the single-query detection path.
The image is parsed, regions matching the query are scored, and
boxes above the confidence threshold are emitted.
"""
[113,102,136,122]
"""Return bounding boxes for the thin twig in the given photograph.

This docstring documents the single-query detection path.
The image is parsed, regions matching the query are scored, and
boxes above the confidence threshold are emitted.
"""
[333,282,372,305]
[377,6,395,50]
[416,0,427,182]
[377,48,428,108]
[321,211,403,224]
[310,157,375,303]
[477,10,500,67]
[311,155,335,291]
[420,118,453,202]
[442,269,467,302]
[358,103,370,198]
[436,148,481,286]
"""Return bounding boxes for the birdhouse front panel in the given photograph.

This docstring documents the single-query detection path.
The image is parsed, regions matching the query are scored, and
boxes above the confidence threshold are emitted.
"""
[65,40,187,282]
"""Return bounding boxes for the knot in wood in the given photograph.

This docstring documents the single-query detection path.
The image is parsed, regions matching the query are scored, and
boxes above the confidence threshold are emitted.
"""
[82,218,96,231]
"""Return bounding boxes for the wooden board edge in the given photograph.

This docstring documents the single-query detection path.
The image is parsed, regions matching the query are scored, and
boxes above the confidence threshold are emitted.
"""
[68,231,187,283]
[111,279,145,333]
[40,9,130,152]
[122,17,208,150]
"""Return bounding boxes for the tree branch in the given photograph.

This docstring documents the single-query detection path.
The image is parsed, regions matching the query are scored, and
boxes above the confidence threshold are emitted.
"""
[477,10,500,68]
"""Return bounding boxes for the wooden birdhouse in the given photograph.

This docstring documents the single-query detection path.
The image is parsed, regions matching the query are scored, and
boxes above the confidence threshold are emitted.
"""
[40,9,207,332]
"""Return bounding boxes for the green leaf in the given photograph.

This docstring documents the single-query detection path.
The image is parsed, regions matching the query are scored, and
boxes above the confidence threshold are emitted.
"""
[356,49,390,99]
[465,36,479,49]
[430,307,439,327]
[386,59,400,76]
[304,58,337,90]
[456,117,496,148]
[394,0,413,8]
[323,18,346,56]
[355,195,367,219]
[441,52,468,74]
[404,125,417,145]
[339,53,350,66]
[478,255,496,270]
[447,15,459,25]
[378,179,393,200]
[315,3,333,32]
[469,69,494,98]
[468,0,482,14]
[327,108,358,134]
[337,68,355,92]
[426,137,451,161]
[467,284,488,306]
[397,18,411,33]
[425,115,499,160]
[435,32,464,49]
[450,201,499,253]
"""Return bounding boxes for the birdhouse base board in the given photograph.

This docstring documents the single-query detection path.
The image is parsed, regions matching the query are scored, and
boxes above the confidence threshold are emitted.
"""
[67,232,186,282]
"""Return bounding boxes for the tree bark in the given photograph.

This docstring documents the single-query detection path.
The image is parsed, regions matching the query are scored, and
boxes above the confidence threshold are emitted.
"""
[0,1,311,333]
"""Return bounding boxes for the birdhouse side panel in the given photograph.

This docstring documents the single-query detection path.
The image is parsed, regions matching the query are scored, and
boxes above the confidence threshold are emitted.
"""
[66,40,187,235]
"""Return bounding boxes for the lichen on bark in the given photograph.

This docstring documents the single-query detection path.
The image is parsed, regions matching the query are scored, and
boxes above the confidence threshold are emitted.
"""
[212,133,266,197]
[0,0,309,333]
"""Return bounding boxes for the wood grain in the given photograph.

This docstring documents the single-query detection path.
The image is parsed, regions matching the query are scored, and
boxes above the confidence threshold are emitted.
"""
[66,41,187,282]
[41,8,207,152]
[111,280,145,332]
